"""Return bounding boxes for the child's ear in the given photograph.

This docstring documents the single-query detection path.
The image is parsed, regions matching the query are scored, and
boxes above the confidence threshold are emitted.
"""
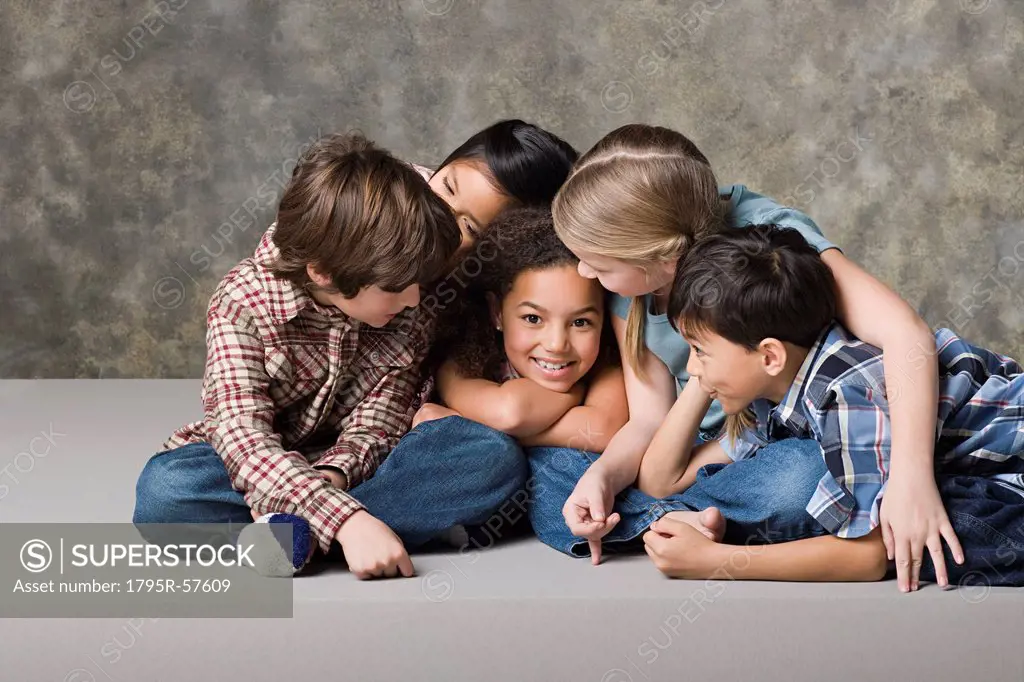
[759,338,788,376]
[486,292,503,331]
[305,263,331,288]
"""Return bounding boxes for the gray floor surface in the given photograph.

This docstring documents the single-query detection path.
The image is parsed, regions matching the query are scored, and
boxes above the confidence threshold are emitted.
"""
[2,380,1022,681]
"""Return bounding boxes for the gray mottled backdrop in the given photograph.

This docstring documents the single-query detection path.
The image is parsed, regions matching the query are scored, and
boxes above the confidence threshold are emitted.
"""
[1,0,1021,378]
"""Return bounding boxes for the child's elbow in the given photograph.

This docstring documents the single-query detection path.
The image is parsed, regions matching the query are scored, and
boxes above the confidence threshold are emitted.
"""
[852,530,890,582]
[593,405,630,448]
[635,472,672,500]
[854,554,889,583]
[638,483,671,500]
[865,543,890,582]
[491,394,527,435]
[587,409,629,454]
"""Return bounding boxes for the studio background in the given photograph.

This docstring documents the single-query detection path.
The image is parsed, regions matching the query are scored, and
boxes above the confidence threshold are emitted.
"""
[2,0,1021,378]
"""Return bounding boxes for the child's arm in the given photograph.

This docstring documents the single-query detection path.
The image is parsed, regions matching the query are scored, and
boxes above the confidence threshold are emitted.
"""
[411,402,462,429]
[561,314,679,563]
[822,249,960,591]
[314,354,427,489]
[636,378,718,497]
[586,314,679,491]
[519,363,629,453]
[202,311,363,554]
[436,359,583,438]
[645,517,889,582]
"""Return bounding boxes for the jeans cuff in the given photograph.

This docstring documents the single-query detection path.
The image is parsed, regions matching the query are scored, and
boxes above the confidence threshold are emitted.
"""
[610,499,693,545]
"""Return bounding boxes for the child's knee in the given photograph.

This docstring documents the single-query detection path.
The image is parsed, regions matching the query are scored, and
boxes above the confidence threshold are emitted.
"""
[765,437,825,465]
[432,416,521,460]
[759,439,827,497]
[491,442,529,493]
[442,426,527,494]
[133,455,179,523]
[133,446,217,523]
[740,452,827,540]
[773,463,820,509]
[526,447,591,483]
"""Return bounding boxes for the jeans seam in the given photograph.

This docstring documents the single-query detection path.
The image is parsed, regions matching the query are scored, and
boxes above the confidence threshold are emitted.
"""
[951,510,1024,551]
[642,500,689,526]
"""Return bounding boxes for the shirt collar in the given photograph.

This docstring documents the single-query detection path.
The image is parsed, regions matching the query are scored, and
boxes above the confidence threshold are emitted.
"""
[769,324,837,433]
[500,359,522,383]
[253,224,352,327]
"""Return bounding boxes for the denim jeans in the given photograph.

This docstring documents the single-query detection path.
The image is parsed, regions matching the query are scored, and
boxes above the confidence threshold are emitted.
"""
[132,416,529,550]
[526,437,832,557]
[920,475,1024,587]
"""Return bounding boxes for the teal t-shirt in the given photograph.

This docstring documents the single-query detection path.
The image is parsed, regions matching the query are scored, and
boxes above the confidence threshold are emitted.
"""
[610,184,840,435]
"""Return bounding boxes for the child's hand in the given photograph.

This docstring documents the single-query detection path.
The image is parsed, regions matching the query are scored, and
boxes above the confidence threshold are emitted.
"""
[643,516,726,579]
[562,467,621,565]
[336,510,415,580]
[880,474,963,592]
[318,468,348,488]
[412,402,460,429]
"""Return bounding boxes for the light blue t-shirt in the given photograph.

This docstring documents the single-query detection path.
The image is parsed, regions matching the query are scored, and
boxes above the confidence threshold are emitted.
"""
[610,184,840,435]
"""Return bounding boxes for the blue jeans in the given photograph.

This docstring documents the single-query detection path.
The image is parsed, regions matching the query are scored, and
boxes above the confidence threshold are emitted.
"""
[133,416,529,550]
[526,437,832,557]
[920,475,1024,587]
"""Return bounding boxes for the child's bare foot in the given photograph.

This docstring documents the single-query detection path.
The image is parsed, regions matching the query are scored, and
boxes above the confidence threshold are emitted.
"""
[659,508,726,542]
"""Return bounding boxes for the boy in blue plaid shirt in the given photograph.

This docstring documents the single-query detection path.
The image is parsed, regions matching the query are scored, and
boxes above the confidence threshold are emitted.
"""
[639,225,1024,588]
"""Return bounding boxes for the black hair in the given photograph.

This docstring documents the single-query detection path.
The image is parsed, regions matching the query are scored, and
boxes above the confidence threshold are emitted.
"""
[668,225,838,349]
[436,119,579,207]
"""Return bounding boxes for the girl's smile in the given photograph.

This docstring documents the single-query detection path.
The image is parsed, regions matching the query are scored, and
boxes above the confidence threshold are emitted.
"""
[494,264,605,393]
[531,356,579,380]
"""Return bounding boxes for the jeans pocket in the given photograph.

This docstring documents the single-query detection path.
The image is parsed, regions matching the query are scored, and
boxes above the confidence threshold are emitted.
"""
[951,510,1024,552]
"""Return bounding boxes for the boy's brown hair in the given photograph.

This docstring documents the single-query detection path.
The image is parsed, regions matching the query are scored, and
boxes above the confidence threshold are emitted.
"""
[269,133,460,296]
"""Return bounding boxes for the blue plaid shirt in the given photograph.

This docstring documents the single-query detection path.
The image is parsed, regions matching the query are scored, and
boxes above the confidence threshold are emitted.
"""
[720,323,1024,538]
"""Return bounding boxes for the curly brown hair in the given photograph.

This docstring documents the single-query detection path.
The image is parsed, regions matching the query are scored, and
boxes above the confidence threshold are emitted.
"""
[438,206,616,381]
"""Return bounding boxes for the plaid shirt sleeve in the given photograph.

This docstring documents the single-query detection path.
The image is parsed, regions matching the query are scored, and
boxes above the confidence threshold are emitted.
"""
[933,328,1024,476]
[312,322,430,489]
[807,381,890,538]
[202,306,365,553]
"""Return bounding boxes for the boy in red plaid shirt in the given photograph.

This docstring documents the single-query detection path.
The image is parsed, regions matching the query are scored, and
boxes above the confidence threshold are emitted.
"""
[134,133,529,578]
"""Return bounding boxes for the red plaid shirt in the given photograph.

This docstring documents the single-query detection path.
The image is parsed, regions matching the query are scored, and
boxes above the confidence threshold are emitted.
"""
[164,224,434,552]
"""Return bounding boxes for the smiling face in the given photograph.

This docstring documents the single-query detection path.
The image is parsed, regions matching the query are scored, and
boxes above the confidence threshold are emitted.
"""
[493,264,605,393]
[682,328,769,415]
[571,248,675,298]
[428,160,512,256]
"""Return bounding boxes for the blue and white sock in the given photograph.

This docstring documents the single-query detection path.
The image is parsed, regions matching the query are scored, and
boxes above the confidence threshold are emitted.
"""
[238,513,314,577]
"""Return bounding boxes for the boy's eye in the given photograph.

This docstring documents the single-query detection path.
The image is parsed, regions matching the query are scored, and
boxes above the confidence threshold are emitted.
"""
[522,314,541,325]
[693,346,704,356]
[465,221,480,238]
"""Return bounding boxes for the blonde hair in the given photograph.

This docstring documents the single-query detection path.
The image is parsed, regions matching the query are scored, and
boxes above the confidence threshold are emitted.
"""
[725,409,756,445]
[552,124,726,378]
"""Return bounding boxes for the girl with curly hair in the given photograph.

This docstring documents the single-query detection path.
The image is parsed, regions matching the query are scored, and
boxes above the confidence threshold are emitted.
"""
[415,206,627,451]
